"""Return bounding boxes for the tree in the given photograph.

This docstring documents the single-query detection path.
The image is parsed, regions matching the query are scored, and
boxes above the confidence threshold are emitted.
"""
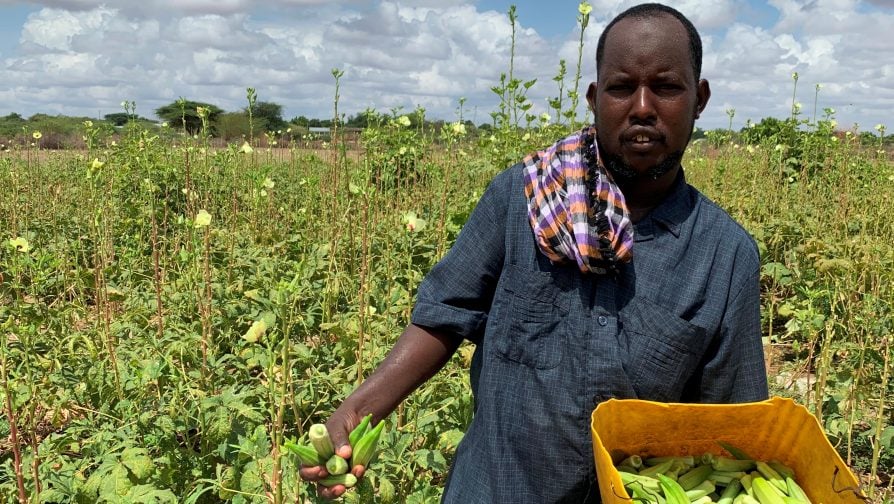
[155,99,222,135]
[0,113,26,137]
[290,115,310,128]
[246,101,286,132]
[104,113,131,126]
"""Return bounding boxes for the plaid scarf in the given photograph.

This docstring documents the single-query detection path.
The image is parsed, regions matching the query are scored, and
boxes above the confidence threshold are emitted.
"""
[522,126,634,274]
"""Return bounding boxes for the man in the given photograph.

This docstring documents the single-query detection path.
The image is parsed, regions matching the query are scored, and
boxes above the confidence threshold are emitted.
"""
[301,3,769,502]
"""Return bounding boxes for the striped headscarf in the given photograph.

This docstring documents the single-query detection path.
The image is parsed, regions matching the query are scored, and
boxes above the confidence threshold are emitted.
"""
[522,126,634,274]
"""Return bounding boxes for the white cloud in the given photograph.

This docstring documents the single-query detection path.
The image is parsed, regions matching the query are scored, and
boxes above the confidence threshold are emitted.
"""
[586,0,743,29]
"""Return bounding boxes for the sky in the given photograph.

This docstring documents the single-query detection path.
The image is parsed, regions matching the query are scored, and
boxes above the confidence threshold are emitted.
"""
[0,0,892,131]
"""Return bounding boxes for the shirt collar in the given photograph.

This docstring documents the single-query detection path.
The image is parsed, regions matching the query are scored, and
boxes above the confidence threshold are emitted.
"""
[634,169,693,239]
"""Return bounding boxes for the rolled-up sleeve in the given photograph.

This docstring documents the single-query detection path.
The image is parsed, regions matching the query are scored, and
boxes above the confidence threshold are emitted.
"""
[410,168,514,344]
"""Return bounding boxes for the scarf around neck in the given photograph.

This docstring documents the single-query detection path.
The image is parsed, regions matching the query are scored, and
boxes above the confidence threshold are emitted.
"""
[522,126,634,275]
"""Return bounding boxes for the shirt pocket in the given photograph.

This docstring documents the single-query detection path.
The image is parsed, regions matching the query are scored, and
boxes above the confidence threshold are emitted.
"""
[620,296,711,402]
[491,263,569,370]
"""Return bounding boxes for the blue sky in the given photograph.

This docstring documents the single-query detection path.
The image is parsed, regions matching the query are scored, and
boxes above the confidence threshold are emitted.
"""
[0,0,892,131]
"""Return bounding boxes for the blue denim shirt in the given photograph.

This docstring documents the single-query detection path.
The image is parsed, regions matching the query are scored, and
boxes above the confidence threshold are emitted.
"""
[411,162,769,503]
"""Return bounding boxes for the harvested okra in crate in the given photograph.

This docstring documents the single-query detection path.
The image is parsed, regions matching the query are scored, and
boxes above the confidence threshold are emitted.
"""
[590,398,866,504]
[616,448,812,504]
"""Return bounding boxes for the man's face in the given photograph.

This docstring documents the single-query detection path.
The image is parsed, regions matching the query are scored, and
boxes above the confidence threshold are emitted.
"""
[588,14,710,184]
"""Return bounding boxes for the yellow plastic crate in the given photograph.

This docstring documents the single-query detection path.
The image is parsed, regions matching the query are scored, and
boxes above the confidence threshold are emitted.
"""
[591,396,866,504]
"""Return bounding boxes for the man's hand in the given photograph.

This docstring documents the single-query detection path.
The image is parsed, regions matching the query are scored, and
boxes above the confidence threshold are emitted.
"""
[298,410,368,500]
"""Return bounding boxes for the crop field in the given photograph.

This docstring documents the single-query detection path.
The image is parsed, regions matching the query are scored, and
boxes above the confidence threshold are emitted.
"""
[1,102,892,503]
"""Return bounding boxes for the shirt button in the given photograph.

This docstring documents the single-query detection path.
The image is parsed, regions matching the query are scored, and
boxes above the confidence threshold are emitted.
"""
[597,315,608,326]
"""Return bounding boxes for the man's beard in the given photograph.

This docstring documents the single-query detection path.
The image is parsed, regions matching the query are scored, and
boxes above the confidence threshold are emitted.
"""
[595,125,692,184]
[599,148,685,183]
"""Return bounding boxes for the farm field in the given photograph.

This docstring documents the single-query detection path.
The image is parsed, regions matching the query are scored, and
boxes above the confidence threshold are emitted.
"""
[1,113,892,503]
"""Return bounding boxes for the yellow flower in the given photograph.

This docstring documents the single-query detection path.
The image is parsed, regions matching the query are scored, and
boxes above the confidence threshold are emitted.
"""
[91,158,105,170]
[32,131,42,140]
[578,2,592,16]
[263,177,275,189]
[403,211,427,233]
[450,122,466,136]
[194,209,212,228]
[398,115,411,127]
[9,237,30,253]
[240,142,253,154]
[242,320,267,343]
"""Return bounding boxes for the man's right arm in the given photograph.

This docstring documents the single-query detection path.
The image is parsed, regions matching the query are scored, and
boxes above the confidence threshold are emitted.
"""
[300,166,516,498]
[329,322,462,437]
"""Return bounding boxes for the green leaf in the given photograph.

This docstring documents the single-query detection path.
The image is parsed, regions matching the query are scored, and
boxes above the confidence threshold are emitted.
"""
[259,310,276,328]
[39,489,67,503]
[379,477,397,502]
[99,463,133,497]
[121,447,155,480]
[84,460,115,497]
[761,262,792,284]
[239,457,274,494]
[413,448,447,472]
[880,425,894,450]
[243,289,266,303]
[438,429,465,451]
[126,484,178,503]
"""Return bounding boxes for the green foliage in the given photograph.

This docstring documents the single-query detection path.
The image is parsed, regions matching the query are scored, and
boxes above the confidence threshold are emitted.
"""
[685,113,893,502]
[155,99,223,135]
[246,101,287,133]
[360,108,431,190]
[217,112,253,141]
[0,112,26,138]
[103,112,153,127]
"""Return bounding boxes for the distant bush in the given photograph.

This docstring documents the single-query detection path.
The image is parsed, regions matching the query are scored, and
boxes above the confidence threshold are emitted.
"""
[217,112,252,141]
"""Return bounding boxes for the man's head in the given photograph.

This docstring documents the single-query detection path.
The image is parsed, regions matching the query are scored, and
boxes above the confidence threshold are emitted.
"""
[586,3,710,186]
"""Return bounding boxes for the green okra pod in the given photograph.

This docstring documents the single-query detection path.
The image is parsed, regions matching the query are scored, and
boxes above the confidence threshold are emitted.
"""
[319,473,358,488]
[283,441,325,466]
[326,454,350,475]
[309,423,335,460]
[351,419,385,467]
[348,413,373,448]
